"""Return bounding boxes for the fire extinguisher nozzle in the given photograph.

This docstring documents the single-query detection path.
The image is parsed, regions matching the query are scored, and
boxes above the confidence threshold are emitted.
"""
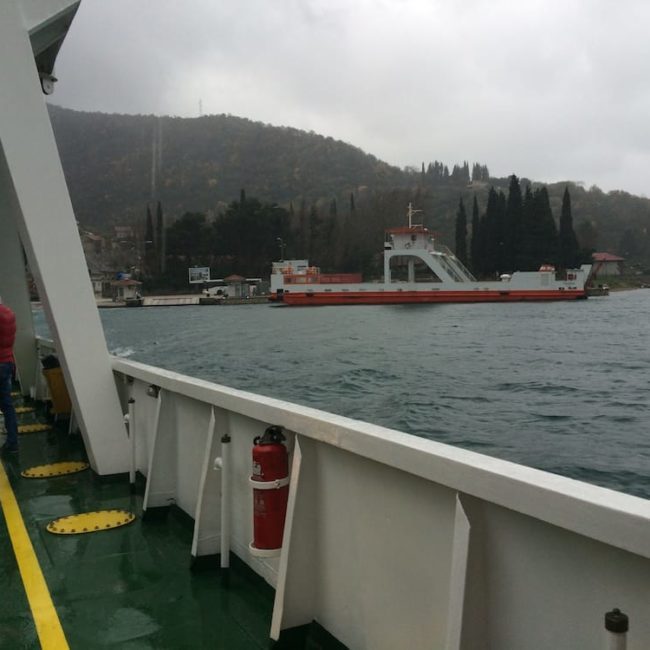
[259,425,286,445]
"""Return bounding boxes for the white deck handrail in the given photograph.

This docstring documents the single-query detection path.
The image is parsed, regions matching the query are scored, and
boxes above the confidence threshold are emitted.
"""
[110,355,650,560]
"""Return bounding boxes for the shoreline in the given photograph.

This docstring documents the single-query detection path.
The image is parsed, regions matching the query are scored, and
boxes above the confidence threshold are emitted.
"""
[96,295,270,308]
[28,283,649,311]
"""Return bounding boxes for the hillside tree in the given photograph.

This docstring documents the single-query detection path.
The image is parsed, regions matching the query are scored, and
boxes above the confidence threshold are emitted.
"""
[504,175,523,272]
[557,187,580,269]
[454,197,468,265]
[470,195,481,275]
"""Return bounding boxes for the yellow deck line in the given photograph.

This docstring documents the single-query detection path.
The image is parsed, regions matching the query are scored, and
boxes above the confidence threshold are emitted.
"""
[0,461,69,649]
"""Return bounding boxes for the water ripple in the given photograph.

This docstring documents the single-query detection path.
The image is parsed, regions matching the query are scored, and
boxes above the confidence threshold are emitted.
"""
[32,290,650,500]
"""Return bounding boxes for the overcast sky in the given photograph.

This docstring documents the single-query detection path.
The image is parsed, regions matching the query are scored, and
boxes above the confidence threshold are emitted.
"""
[51,0,650,196]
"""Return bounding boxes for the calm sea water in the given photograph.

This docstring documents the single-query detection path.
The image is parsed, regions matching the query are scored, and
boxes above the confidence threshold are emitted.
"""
[39,291,650,498]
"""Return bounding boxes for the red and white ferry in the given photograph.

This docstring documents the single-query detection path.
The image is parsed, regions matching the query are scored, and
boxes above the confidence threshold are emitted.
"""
[270,205,591,306]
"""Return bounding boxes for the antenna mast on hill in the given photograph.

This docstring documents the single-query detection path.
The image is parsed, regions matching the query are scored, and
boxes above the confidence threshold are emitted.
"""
[150,117,162,201]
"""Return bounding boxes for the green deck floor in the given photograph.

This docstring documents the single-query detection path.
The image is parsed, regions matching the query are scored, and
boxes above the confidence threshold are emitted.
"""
[1,395,276,649]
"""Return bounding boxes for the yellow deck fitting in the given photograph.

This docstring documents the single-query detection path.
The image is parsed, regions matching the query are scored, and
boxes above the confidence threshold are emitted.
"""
[15,406,35,414]
[21,461,89,479]
[46,510,136,535]
[17,423,51,434]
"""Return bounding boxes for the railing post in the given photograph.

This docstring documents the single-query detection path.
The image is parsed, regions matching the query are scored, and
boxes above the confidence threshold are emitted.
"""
[219,433,231,570]
[127,398,136,491]
[605,608,628,650]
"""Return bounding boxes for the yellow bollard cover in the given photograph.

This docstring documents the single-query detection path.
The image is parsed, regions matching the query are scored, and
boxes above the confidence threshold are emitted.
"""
[17,423,51,434]
[22,461,89,479]
[47,510,136,535]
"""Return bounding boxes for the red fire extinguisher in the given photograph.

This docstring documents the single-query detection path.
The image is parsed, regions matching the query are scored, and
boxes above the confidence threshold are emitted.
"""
[250,425,289,554]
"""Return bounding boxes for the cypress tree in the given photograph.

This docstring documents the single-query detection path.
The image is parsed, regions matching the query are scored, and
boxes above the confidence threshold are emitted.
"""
[557,187,579,269]
[308,204,322,263]
[145,205,154,243]
[470,163,490,182]
[483,187,500,276]
[454,197,468,265]
[517,185,535,270]
[535,187,558,268]
[298,199,308,257]
[470,195,481,275]
[520,187,558,270]
[495,190,507,273]
[504,175,523,272]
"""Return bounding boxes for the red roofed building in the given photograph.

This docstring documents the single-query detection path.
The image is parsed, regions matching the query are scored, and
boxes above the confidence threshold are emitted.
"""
[592,252,625,277]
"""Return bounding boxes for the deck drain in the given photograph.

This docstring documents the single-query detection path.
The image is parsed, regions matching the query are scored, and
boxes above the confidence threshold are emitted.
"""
[17,423,51,434]
[47,510,136,535]
[22,461,89,479]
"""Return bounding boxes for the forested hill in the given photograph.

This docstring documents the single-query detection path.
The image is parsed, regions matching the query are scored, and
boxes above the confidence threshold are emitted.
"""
[47,104,407,229]
[48,104,650,271]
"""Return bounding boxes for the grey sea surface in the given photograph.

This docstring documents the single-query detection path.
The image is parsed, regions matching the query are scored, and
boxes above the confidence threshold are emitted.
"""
[39,290,650,498]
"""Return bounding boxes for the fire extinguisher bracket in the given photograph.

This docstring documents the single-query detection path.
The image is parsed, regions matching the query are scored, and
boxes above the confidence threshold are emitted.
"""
[248,541,281,558]
[248,476,290,490]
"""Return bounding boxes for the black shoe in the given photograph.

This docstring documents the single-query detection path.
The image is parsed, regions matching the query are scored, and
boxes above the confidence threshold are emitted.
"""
[1,442,18,454]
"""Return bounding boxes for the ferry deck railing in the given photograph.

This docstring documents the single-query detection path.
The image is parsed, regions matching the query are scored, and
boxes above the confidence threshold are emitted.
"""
[32,337,650,649]
[435,245,477,283]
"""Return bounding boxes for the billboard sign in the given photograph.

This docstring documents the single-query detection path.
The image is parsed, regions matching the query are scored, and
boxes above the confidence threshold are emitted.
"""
[188,267,210,284]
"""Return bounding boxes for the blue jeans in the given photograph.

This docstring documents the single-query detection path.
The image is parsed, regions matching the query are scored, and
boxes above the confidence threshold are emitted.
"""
[0,362,18,447]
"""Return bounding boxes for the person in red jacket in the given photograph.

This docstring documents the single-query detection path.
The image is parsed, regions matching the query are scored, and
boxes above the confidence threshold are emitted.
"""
[0,298,18,453]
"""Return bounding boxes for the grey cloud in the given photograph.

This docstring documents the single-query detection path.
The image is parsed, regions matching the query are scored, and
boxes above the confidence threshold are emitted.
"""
[51,0,650,195]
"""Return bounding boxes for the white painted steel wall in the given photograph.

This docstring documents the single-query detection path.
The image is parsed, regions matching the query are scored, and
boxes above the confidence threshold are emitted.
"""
[111,356,650,650]
[0,0,129,474]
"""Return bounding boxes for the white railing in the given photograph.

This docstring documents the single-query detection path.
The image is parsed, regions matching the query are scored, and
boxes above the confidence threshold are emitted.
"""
[107,355,649,650]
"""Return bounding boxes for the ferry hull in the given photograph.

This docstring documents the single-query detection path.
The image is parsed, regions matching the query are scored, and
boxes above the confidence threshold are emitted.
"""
[270,212,592,307]
[277,289,587,305]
